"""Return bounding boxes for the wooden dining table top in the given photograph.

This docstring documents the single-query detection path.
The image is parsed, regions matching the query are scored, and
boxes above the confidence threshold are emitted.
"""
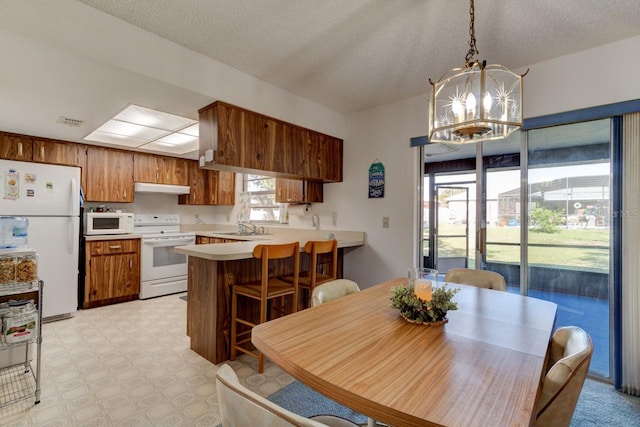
[252,277,558,427]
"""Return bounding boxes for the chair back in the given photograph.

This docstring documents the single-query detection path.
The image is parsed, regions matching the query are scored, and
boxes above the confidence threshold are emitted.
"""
[253,242,300,293]
[443,268,506,291]
[534,326,593,427]
[216,364,328,427]
[304,239,338,281]
[312,279,360,307]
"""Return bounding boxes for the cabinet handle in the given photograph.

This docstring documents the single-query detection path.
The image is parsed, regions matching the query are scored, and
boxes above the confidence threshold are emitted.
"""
[40,146,45,159]
[123,190,127,199]
[18,142,23,156]
[109,245,122,250]
[156,171,159,180]
[129,258,132,268]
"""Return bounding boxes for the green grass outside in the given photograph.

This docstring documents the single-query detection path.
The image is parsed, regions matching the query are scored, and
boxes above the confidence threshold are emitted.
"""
[425,224,610,272]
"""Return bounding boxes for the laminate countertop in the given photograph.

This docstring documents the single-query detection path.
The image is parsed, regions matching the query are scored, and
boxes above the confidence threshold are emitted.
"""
[174,229,365,261]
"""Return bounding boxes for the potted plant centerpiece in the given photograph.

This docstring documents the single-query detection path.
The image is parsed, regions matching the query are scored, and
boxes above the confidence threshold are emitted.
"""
[390,269,459,325]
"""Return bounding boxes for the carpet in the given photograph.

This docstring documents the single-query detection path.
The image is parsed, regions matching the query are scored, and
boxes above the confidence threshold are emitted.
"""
[267,378,640,426]
[267,381,368,425]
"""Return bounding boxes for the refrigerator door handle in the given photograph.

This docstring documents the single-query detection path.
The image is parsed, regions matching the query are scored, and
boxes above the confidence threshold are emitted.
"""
[71,177,79,216]
[70,216,79,256]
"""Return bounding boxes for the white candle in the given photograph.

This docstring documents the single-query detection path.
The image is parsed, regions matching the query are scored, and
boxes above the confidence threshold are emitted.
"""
[414,279,432,302]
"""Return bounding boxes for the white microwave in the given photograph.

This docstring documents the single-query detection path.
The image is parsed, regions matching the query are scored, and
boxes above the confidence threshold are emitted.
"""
[85,212,134,235]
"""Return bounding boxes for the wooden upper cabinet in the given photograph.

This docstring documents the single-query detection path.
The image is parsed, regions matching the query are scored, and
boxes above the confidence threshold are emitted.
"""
[85,146,134,202]
[33,138,81,166]
[133,153,188,186]
[178,160,235,206]
[275,177,323,203]
[0,133,33,161]
[199,101,343,182]
[215,170,235,205]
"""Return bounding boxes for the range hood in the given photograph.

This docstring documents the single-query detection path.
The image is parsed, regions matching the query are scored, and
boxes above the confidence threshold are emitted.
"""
[134,182,191,195]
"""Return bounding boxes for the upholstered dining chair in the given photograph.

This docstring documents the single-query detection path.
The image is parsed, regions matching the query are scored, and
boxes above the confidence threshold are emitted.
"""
[443,268,507,291]
[311,279,360,307]
[534,326,593,427]
[216,364,361,427]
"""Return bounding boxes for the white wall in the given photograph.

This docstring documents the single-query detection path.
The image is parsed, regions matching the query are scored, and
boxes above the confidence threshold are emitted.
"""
[0,0,346,139]
[336,95,427,287]
[340,35,640,289]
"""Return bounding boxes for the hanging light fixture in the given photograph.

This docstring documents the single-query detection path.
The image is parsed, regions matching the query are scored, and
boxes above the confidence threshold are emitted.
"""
[428,0,527,144]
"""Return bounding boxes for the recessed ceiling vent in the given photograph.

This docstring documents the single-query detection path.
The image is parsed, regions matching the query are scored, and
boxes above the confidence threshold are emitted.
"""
[57,116,84,127]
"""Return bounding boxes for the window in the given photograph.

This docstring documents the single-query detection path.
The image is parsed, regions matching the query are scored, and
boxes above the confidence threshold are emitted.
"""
[243,174,282,222]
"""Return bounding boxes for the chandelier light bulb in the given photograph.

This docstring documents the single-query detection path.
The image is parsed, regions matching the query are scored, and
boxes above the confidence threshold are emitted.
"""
[483,92,492,111]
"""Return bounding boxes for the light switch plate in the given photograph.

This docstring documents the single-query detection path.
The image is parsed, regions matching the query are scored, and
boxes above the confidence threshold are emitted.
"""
[383,217,389,228]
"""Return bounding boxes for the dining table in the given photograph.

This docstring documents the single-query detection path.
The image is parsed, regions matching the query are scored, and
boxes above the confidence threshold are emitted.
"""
[252,277,558,427]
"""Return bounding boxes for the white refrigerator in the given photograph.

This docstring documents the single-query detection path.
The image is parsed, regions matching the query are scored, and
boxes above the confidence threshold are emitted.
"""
[0,159,80,320]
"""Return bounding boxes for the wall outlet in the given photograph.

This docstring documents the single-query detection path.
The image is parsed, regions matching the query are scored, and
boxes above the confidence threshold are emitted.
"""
[382,216,390,228]
[332,212,338,227]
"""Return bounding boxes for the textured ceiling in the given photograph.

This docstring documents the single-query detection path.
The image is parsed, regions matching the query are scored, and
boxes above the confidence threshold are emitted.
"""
[1,1,640,159]
[77,0,640,113]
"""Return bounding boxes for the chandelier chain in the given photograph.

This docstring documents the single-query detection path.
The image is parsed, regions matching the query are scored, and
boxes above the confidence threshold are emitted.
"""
[465,0,479,65]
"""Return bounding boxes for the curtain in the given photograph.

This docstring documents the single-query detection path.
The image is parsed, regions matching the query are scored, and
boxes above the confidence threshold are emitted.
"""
[621,112,640,396]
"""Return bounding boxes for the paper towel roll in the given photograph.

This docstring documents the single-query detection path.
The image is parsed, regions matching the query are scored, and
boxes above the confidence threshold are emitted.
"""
[289,204,311,216]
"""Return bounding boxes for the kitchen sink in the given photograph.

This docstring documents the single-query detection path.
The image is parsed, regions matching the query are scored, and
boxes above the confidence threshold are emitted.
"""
[215,231,271,237]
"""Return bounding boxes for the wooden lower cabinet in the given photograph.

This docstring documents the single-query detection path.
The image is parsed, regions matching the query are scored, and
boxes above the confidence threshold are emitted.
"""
[196,236,239,244]
[84,238,140,308]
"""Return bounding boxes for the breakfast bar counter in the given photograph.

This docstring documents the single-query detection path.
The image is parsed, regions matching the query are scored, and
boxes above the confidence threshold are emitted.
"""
[174,229,364,364]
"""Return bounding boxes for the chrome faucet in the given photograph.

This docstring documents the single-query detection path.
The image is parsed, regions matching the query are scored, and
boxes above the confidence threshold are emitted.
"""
[238,221,257,234]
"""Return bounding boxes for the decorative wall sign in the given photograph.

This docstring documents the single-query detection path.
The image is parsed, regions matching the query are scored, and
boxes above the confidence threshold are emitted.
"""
[368,161,385,198]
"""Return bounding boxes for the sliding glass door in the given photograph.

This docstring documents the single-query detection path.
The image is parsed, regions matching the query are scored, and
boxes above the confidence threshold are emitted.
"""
[420,118,613,378]
[527,119,611,377]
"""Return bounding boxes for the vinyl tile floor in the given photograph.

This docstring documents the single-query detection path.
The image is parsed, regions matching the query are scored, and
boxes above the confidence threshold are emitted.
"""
[0,292,294,426]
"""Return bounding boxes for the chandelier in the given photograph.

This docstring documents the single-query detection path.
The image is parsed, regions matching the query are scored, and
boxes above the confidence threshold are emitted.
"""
[428,0,527,144]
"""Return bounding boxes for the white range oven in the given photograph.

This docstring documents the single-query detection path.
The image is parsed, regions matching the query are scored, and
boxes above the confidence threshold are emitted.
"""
[134,214,195,299]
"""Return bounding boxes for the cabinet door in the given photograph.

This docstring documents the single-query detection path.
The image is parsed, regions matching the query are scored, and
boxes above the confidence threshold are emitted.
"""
[288,126,320,178]
[243,111,278,171]
[179,160,214,205]
[0,134,33,161]
[216,103,244,167]
[86,255,115,303]
[86,147,134,202]
[318,134,343,182]
[276,178,303,203]
[161,157,189,185]
[276,178,323,203]
[112,253,140,298]
[133,153,161,183]
[214,170,235,206]
[33,139,79,166]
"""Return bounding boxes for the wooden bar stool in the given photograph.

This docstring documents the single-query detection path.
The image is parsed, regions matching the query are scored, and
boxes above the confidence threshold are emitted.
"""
[285,239,337,308]
[230,242,299,373]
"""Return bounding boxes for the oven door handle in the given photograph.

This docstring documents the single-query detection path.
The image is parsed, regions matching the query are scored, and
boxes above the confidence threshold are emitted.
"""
[143,238,195,246]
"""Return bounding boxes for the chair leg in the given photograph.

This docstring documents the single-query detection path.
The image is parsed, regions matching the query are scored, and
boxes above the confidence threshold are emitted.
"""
[258,353,264,373]
[230,287,238,361]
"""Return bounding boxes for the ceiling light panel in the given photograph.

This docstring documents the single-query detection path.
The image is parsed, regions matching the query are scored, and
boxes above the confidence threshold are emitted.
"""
[96,120,171,140]
[156,132,198,146]
[180,123,199,137]
[84,131,150,147]
[115,104,197,131]
[141,140,198,154]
